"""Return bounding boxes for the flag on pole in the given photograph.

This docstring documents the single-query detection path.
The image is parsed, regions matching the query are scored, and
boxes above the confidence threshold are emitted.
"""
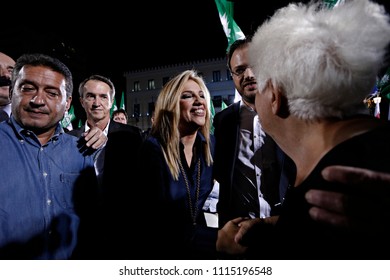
[215,0,244,103]
[214,0,246,52]
[110,96,117,117]
[221,100,228,110]
[61,105,75,131]
[78,119,83,128]
[110,92,125,117]
[321,0,345,9]
[119,91,125,110]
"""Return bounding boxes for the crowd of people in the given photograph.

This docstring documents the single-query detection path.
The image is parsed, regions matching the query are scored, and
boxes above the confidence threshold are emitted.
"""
[1,0,390,260]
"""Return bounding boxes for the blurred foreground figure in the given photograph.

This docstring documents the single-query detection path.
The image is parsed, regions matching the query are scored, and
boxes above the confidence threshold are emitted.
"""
[218,0,390,259]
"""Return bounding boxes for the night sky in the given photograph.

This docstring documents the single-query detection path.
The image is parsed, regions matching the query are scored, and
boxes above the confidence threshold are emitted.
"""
[2,0,389,98]
[2,1,305,92]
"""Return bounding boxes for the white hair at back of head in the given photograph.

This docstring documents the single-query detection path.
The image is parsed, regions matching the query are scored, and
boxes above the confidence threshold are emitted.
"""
[249,0,390,120]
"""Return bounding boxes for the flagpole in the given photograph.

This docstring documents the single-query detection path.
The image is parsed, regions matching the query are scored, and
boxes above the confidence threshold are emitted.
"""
[214,0,245,103]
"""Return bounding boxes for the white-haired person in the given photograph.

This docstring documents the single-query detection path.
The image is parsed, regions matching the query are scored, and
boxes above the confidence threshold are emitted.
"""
[217,0,390,259]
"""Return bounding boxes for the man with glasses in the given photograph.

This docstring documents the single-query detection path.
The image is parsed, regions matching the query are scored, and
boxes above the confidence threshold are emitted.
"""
[213,38,293,258]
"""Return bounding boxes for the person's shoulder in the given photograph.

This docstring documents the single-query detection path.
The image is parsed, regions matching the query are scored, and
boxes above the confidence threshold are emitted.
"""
[126,124,143,135]
[142,135,162,151]
[108,122,144,143]
[110,121,141,133]
[213,102,238,129]
[0,120,10,130]
[61,131,88,147]
[61,131,79,142]
[214,102,236,119]
[61,132,99,158]
[0,120,13,140]
[60,132,85,150]
[66,127,83,137]
[139,136,164,157]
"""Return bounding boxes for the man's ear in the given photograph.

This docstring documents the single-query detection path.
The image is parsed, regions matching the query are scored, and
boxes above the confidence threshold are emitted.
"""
[270,82,289,118]
[65,96,72,111]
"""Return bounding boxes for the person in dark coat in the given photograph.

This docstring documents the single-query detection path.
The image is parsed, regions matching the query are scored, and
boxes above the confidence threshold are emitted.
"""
[68,74,143,259]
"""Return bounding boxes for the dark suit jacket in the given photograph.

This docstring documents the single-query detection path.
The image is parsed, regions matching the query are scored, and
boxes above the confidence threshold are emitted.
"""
[67,121,144,259]
[213,102,294,228]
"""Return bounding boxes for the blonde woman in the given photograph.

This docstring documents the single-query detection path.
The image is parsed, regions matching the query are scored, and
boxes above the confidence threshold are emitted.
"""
[136,69,217,259]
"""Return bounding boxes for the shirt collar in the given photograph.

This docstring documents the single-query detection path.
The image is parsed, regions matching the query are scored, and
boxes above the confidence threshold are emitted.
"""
[239,100,256,114]
[85,119,110,136]
[10,116,63,142]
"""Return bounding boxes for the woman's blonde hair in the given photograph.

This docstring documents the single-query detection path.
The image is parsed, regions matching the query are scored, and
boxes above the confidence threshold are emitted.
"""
[151,69,213,180]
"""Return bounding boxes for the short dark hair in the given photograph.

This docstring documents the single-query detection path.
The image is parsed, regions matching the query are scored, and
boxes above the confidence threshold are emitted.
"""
[112,108,128,120]
[12,53,73,98]
[78,74,115,99]
[226,36,252,71]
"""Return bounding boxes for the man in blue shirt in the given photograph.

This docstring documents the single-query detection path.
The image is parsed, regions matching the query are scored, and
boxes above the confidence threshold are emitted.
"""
[0,53,100,259]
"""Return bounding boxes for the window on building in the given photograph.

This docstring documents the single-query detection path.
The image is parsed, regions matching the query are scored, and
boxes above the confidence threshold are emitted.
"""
[213,95,222,107]
[133,103,140,121]
[226,95,235,105]
[148,102,155,117]
[148,79,155,90]
[133,81,141,92]
[212,70,221,82]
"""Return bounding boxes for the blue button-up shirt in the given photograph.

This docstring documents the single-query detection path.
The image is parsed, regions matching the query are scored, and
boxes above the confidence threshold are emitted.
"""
[0,117,97,259]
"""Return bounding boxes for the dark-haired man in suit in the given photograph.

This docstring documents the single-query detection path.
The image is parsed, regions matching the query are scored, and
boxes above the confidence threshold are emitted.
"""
[213,38,294,258]
[68,74,143,259]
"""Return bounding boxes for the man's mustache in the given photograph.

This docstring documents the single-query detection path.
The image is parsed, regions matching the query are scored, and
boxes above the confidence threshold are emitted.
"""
[0,76,11,87]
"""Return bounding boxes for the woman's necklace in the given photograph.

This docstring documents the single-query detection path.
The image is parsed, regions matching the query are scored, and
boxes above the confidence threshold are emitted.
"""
[178,158,201,226]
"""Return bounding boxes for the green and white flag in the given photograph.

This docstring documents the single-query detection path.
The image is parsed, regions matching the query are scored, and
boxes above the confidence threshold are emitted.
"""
[61,105,75,131]
[78,119,83,128]
[322,0,345,9]
[214,0,245,52]
[119,91,125,110]
[221,100,228,110]
[110,92,125,117]
[110,96,117,117]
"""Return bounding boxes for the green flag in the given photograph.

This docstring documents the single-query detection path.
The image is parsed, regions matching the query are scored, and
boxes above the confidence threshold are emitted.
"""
[221,100,228,110]
[110,96,117,117]
[78,119,83,128]
[321,0,345,9]
[377,67,390,100]
[61,105,75,130]
[214,0,245,52]
[210,98,216,135]
[119,91,125,110]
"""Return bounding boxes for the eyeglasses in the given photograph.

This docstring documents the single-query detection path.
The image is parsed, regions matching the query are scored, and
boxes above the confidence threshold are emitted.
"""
[230,65,252,77]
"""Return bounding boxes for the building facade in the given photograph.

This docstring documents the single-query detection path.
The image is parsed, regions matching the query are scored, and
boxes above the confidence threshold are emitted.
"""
[123,57,236,132]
